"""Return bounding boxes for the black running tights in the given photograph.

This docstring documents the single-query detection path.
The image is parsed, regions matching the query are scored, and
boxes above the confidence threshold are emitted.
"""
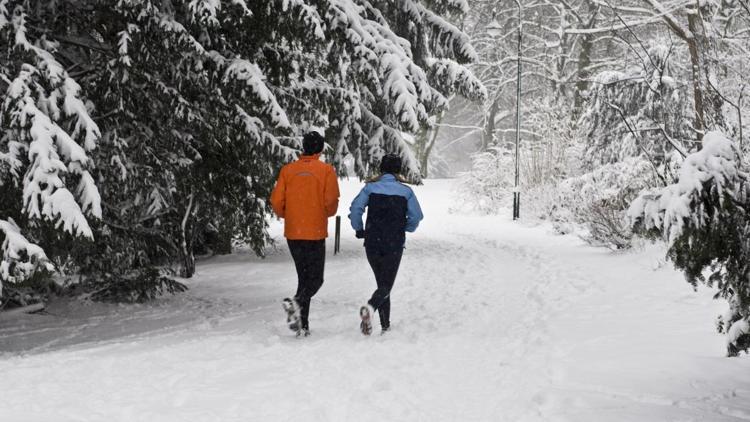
[287,239,326,329]
[366,249,403,328]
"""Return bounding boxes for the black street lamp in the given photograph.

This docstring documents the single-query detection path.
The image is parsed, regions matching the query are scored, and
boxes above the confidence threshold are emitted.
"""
[511,0,522,221]
[487,2,522,220]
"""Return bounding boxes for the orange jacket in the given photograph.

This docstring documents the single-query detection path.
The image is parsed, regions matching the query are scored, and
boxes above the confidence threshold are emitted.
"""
[270,154,340,240]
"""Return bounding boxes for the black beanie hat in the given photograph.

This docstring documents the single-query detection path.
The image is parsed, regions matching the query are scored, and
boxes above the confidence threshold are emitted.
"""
[379,154,402,174]
[302,131,324,155]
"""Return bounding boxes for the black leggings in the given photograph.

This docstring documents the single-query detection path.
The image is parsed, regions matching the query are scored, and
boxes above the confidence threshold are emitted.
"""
[287,239,326,329]
[366,249,403,329]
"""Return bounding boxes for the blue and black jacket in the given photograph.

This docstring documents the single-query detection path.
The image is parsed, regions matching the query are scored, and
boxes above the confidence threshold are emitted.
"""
[349,174,424,253]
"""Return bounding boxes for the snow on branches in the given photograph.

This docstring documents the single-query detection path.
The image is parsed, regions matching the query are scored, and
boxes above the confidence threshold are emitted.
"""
[234,105,297,161]
[1,0,483,291]
[628,132,745,245]
[580,44,692,169]
[628,132,750,356]
[425,58,486,103]
[2,47,101,236]
[0,4,102,289]
[0,219,53,295]
[320,0,483,179]
[188,0,221,26]
[224,59,291,129]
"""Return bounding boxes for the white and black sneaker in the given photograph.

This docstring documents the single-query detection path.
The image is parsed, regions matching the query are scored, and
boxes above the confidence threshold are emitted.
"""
[360,305,374,336]
[282,298,301,334]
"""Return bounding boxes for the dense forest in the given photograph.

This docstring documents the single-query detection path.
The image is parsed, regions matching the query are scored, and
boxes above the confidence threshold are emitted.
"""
[0,0,483,301]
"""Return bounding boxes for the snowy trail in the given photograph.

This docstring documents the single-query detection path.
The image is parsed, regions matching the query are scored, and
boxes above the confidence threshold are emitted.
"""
[2,179,750,421]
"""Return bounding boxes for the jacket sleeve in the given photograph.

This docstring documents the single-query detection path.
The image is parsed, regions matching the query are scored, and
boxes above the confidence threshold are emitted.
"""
[348,185,370,232]
[405,190,423,232]
[269,168,286,218]
[324,165,340,217]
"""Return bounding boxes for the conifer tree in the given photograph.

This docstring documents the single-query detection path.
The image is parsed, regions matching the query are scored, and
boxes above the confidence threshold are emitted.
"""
[629,132,750,356]
[0,0,484,298]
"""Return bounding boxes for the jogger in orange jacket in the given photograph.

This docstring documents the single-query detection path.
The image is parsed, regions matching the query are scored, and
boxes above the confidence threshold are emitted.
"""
[270,131,339,336]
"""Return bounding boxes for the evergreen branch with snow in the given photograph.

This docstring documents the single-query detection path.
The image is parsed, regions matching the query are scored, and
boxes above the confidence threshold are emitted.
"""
[0,218,54,296]
[629,131,750,356]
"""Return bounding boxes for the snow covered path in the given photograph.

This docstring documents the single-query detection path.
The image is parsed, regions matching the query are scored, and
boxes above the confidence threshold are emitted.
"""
[2,179,750,421]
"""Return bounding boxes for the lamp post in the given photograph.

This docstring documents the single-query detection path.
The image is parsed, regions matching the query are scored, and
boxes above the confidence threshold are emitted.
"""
[486,2,522,220]
[512,0,522,221]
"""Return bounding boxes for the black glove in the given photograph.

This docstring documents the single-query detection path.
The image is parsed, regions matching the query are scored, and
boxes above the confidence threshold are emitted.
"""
[355,230,366,239]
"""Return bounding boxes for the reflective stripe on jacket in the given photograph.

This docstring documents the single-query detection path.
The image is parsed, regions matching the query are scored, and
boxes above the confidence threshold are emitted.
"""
[270,154,340,240]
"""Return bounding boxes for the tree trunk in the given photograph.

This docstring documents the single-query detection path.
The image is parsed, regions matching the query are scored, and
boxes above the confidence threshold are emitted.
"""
[414,125,429,176]
[645,0,721,142]
[573,1,599,119]
[573,34,593,119]
[179,193,197,278]
[686,11,707,139]
[692,5,725,133]
[416,111,444,178]
[181,246,195,278]
[483,98,499,150]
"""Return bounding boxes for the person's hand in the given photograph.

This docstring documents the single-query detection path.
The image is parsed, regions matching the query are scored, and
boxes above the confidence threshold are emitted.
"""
[355,230,366,239]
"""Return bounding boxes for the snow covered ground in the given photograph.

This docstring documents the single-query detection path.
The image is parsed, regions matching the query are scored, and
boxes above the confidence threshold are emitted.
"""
[1,179,749,422]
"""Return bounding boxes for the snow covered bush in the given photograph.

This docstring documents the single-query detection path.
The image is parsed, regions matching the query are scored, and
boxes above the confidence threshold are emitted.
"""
[629,131,750,356]
[515,100,582,225]
[455,147,514,214]
[555,157,663,249]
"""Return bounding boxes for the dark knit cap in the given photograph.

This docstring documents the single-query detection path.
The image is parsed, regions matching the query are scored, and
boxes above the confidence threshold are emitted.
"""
[379,154,402,175]
[302,131,325,155]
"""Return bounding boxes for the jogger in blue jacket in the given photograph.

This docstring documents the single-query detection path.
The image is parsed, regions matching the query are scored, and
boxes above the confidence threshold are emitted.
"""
[349,154,423,335]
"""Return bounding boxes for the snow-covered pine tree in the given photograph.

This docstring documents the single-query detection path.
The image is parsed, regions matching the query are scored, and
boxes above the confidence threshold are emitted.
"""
[290,0,487,180]
[1,0,485,298]
[0,3,101,296]
[629,131,750,356]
